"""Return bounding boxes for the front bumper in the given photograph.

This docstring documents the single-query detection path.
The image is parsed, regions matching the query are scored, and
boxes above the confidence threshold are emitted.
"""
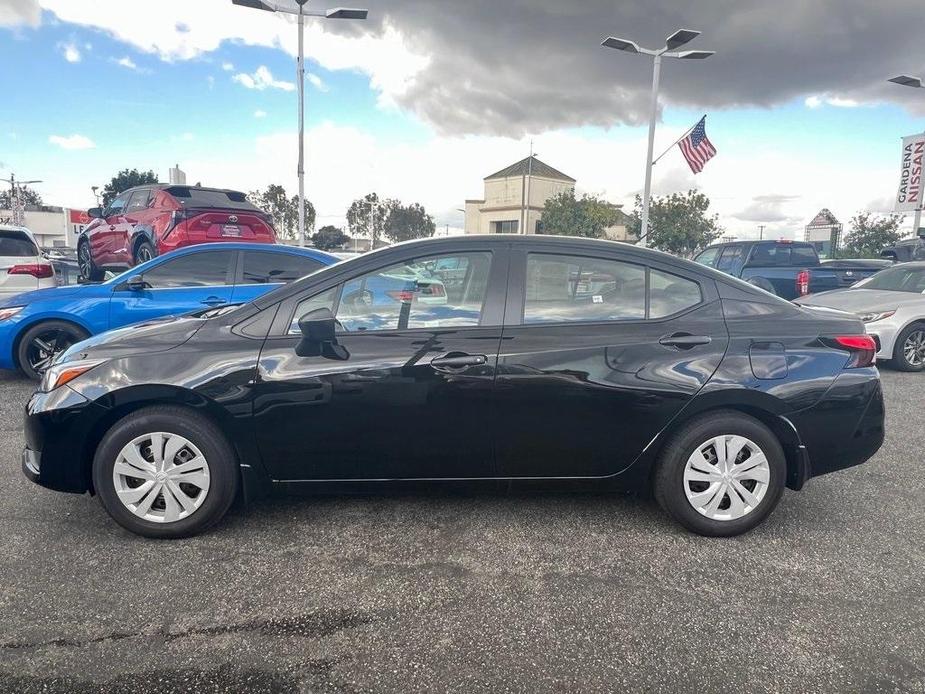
[22,385,106,494]
[866,319,901,361]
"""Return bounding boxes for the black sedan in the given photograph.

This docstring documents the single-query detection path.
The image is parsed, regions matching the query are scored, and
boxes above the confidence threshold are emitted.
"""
[22,236,885,538]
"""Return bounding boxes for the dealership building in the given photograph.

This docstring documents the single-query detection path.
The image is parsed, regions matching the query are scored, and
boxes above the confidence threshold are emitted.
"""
[464,156,632,240]
[0,206,88,248]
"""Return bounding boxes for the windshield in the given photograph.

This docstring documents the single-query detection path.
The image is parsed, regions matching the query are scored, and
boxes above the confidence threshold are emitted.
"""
[854,266,925,293]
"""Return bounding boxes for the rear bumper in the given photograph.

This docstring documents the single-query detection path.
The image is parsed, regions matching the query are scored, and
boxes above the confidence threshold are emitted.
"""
[788,368,885,481]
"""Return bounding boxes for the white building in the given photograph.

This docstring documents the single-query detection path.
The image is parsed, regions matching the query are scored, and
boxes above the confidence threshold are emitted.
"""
[464,155,631,240]
[0,206,84,248]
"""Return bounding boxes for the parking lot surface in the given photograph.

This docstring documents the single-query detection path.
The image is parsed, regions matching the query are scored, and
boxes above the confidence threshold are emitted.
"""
[0,369,923,693]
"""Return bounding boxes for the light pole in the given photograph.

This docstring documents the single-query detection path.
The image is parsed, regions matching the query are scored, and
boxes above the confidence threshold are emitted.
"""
[231,0,368,247]
[888,74,925,236]
[602,29,714,247]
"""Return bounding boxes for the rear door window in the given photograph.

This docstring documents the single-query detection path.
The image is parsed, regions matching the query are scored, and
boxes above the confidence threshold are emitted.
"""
[241,251,324,285]
[649,269,703,319]
[125,189,152,214]
[716,246,744,273]
[523,254,646,323]
[694,247,720,268]
[141,251,234,288]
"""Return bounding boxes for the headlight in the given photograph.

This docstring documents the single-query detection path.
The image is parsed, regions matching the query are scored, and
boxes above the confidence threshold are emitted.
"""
[858,310,895,323]
[0,306,24,321]
[41,358,107,392]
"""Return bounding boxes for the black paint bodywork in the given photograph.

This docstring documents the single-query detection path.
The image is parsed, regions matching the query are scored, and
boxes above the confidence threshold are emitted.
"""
[23,236,885,502]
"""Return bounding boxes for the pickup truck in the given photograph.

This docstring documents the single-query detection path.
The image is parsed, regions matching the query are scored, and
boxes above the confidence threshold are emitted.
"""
[693,240,852,300]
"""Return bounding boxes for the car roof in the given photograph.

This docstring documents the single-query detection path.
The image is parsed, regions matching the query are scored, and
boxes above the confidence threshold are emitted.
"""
[118,183,247,196]
[158,242,335,260]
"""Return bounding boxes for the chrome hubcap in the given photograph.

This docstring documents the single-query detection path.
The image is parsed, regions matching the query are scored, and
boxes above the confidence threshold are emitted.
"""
[139,246,152,262]
[683,435,770,521]
[903,330,925,367]
[78,245,91,274]
[112,432,210,524]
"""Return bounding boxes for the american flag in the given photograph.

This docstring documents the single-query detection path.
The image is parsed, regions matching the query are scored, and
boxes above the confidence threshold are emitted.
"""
[678,116,716,174]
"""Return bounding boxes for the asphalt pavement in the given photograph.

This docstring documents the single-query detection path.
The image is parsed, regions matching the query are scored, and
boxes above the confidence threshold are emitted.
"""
[0,368,923,693]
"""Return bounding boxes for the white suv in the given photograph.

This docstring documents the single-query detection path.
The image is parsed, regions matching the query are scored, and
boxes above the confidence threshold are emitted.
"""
[0,225,56,299]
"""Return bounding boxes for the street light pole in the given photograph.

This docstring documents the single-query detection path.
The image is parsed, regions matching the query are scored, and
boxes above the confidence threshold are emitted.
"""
[231,1,369,247]
[602,29,715,248]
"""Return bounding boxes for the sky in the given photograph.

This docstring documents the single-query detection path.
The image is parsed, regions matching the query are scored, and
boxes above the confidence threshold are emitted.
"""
[1,0,925,238]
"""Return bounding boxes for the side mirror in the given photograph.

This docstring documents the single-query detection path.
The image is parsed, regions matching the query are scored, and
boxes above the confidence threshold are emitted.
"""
[88,207,105,219]
[298,307,336,343]
[124,275,148,291]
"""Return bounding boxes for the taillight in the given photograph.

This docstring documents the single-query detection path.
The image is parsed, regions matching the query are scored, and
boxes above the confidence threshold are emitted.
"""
[387,290,416,303]
[830,335,877,368]
[8,263,54,279]
[796,269,811,296]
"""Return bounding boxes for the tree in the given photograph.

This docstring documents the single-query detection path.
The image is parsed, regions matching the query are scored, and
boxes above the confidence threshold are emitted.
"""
[247,184,315,240]
[346,193,396,246]
[384,202,436,243]
[629,190,722,257]
[312,225,349,250]
[102,168,157,206]
[541,190,624,239]
[0,185,43,209]
[840,212,906,258]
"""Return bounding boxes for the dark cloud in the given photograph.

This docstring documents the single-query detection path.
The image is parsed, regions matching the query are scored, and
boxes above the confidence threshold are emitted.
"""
[346,0,925,136]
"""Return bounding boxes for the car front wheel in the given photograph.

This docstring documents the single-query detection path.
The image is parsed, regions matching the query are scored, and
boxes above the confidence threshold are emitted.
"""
[654,411,786,537]
[92,407,239,538]
[17,320,90,380]
[78,241,104,282]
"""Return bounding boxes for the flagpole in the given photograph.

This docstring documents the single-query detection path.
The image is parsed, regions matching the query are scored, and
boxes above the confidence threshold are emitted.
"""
[651,114,705,166]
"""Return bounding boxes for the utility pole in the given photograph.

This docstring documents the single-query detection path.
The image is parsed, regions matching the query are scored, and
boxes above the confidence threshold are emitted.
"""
[1,173,43,227]
[758,225,765,240]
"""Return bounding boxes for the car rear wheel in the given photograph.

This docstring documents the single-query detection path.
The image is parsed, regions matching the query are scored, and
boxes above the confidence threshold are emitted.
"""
[77,241,104,282]
[134,239,156,266]
[92,406,238,539]
[17,320,90,380]
[654,411,786,537]
[893,323,925,372]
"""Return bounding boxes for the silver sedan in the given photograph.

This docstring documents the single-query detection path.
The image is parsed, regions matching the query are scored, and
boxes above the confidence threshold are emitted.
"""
[794,261,925,371]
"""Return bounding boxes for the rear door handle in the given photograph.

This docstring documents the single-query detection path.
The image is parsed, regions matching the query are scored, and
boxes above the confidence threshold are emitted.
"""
[659,333,712,349]
[430,353,488,370]
[201,296,227,306]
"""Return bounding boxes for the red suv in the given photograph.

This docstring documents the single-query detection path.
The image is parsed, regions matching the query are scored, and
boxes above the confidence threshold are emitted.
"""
[78,185,277,280]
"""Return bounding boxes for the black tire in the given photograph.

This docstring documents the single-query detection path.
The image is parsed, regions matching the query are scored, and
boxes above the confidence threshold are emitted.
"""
[133,239,156,266]
[653,410,787,537]
[92,406,238,539]
[891,323,925,372]
[16,320,90,380]
[78,240,104,282]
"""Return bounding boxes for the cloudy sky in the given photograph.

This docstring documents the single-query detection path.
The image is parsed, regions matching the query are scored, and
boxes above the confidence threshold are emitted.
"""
[2,0,924,237]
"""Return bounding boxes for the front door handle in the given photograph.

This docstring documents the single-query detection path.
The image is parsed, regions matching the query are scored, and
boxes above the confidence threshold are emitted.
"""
[109,225,116,231]
[659,333,712,349]
[201,296,227,306]
[430,352,488,370]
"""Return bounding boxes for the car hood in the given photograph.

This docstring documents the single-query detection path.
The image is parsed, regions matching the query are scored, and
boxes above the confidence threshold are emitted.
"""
[60,314,206,363]
[0,284,87,308]
[795,288,925,313]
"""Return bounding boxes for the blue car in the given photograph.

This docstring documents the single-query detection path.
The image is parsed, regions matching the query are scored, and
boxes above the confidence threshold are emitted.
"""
[0,243,336,379]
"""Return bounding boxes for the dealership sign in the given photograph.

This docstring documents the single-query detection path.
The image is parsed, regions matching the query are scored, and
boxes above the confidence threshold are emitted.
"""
[896,133,925,212]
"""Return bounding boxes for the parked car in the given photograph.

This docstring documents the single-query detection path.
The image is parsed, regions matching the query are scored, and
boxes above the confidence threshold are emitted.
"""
[795,261,925,370]
[880,233,925,262]
[0,243,335,379]
[0,225,56,298]
[23,236,884,539]
[78,185,277,281]
[693,239,873,299]
[821,258,894,287]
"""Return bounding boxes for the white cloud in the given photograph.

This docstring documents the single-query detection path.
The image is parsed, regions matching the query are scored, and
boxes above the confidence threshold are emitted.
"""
[221,61,234,71]
[0,0,40,27]
[805,94,862,109]
[115,55,139,70]
[233,65,295,92]
[36,1,427,109]
[48,134,96,150]
[59,41,81,63]
[307,73,328,92]
[254,110,267,118]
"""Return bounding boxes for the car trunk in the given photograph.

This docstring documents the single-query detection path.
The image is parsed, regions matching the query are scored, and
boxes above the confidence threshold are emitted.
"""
[178,209,277,244]
[0,230,53,296]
